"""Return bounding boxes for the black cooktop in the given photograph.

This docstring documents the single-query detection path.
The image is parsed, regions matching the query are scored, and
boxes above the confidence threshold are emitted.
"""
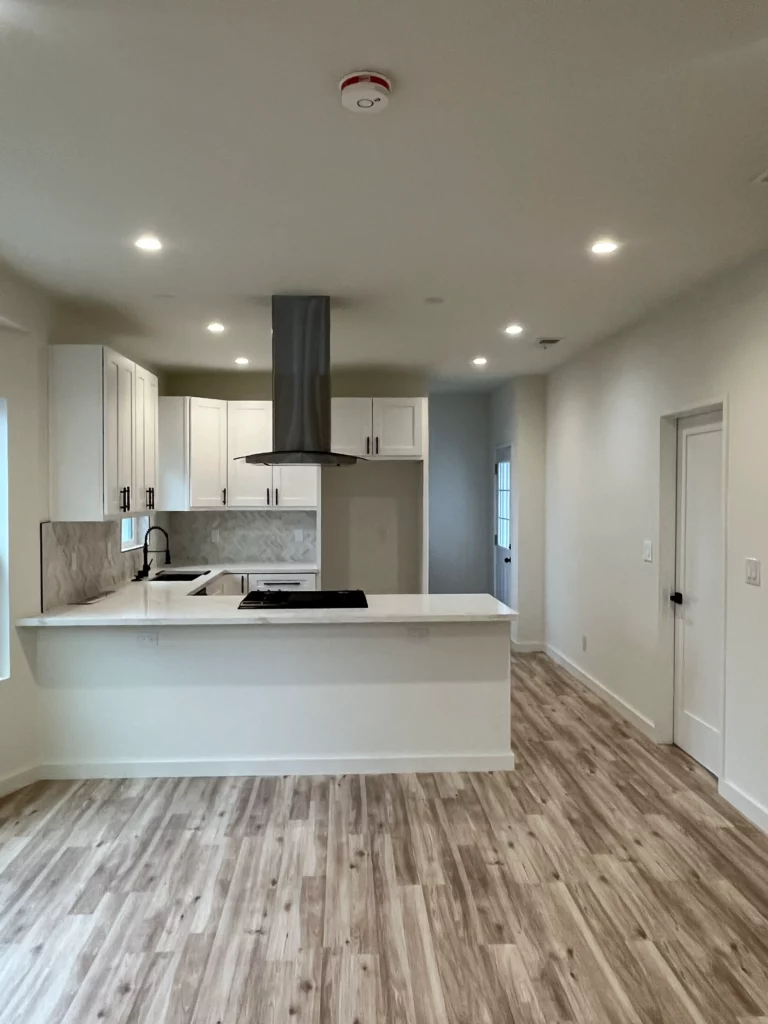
[239,589,368,610]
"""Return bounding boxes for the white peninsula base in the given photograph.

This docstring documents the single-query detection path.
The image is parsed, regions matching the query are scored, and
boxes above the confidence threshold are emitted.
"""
[19,588,516,779]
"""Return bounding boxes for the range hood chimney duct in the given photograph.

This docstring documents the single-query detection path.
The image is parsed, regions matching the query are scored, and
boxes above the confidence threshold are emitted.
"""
[239,295,358,466]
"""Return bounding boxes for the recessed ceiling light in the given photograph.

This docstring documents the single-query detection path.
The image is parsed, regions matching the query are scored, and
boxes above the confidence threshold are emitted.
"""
[504,323,524,336]
[134,233,163,252]
[234,357,249,366]
[590,237,620,256]
[207,321,226,334]
[472,356,488,366]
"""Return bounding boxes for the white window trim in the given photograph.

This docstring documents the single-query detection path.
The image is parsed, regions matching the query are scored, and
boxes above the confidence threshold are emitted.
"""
[121,515,150,553]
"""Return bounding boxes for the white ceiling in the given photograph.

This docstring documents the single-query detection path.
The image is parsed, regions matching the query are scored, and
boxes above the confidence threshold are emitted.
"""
[2,0,768,382]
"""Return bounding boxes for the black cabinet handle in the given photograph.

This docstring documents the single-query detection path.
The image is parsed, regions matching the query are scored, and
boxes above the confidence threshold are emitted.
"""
[126,485,131,512]
[275,488,279,506]
[119,487,128,513]
[670,591,683,605]
[267,487,270,506]
[222,487,227,505]
[147,487,154,510]
[375,436,380,455]
[366,436,370,455]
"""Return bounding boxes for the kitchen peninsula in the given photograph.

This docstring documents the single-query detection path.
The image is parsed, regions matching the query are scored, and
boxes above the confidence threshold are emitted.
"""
[18,571,516,779]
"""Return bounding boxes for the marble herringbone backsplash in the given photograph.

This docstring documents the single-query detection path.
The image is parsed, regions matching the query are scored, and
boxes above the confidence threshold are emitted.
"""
[167,510,317,566]
[41,521,144,611]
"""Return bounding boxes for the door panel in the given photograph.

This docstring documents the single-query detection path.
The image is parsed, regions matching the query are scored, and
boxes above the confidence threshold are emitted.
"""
[134,366,158,512]
[272,466,319,508]
[493,449,512,606]
[227,402,273,507]
[103,349,135,517]
[372,398,423,458]
[674,411,724,775]
[331,398,372,457]
[189,397,228,508]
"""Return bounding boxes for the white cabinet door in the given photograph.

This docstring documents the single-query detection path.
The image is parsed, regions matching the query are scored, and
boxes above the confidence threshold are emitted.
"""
[189,397,228,508]
[103,349,135,516]
[227,402,273,508]
[211,572,247,595]
[134,366,158,512]
[272,465,319,508]
[331,398,373,457]
[372,398,423,458]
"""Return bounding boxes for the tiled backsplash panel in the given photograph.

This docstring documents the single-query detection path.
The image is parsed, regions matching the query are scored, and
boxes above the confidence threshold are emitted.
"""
[167,510,317,566]
[41,521,143,611]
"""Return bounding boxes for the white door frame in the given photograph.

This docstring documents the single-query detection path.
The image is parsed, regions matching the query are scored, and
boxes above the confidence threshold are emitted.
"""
[658,396,728,778]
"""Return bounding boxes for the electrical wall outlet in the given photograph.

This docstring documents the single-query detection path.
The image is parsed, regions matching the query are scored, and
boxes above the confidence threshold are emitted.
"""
[407,625,430,642]
[293,529,304,543]
[746,558,761,586]
[581,635,588,653]
[642,540,653,563]
[136,632,158,647]
[211,528,220,543]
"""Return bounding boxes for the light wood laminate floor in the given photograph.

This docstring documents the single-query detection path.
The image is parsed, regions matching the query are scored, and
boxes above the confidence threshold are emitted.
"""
[1,653,768,1023]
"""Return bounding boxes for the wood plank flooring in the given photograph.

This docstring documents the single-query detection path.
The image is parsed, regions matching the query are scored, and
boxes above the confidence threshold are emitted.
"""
[1,653,768,1023]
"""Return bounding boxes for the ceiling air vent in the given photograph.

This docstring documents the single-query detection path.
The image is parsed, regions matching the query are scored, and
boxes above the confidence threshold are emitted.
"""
[538,338,561,349]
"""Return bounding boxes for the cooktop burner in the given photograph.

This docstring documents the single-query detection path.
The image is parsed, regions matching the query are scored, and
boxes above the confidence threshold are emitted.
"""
[238,589,368,610]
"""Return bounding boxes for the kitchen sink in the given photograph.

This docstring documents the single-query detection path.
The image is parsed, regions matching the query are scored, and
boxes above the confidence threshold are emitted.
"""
[150,571,210,582]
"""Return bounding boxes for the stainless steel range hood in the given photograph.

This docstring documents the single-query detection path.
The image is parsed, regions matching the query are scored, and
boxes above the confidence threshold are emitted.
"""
[238,295,359,466]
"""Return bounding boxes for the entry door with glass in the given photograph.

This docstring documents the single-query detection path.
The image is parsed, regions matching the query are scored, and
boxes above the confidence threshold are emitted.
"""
[494,447,512,605]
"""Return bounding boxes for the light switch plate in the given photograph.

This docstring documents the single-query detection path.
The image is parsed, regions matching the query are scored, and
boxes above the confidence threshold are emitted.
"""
[211,528,220,543]
[746,558,761,586]
[642,540,653,563]
[293,529,304,543]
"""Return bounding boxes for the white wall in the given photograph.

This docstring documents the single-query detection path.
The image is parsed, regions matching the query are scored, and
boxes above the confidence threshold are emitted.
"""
[491,377,546,646]
[429,393,492,594]
[0,267,50,794]
[546,251,768,830]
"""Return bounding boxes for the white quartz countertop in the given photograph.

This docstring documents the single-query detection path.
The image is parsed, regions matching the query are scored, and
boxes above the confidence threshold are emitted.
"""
[18,572,516,628]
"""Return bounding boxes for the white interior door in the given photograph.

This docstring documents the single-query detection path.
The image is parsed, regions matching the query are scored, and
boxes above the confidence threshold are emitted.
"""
[227,401,273,507]
[493,447,512,605]
[372,398,423,458]
[331,398,372,457]
[272,465,319,508]
[189,397,228,508]
[673,410,725,775]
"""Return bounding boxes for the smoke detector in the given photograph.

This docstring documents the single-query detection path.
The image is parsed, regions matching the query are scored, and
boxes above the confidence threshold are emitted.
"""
[339,71,392,113]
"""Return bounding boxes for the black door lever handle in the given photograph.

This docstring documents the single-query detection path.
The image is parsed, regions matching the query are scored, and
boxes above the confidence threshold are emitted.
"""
[670,592,683,605]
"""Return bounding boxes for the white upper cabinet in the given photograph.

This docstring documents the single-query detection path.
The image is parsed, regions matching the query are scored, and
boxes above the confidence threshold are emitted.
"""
[159,398,319,511]
[372,398,424,458]
[227,401,272,508]
[50,346,157,522]
[331,398,373,457]
[272,465,319,508]
[189,397,228,509]
[102,349,135,517]
[331,397,425,459]
[134,365,159,512]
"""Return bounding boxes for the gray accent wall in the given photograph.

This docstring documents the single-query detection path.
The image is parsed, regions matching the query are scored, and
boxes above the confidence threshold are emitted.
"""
[428,392,493,595]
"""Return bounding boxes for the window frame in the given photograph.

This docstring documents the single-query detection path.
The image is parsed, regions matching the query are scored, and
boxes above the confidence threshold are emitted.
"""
[121,515,150,553]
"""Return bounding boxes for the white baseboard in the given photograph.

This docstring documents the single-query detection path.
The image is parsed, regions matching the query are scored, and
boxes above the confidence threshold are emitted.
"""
[719,780,768,833]
[0,764,41,799]
[511,640,546,653]
[546,645,658,741]
[39,752,516,780]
